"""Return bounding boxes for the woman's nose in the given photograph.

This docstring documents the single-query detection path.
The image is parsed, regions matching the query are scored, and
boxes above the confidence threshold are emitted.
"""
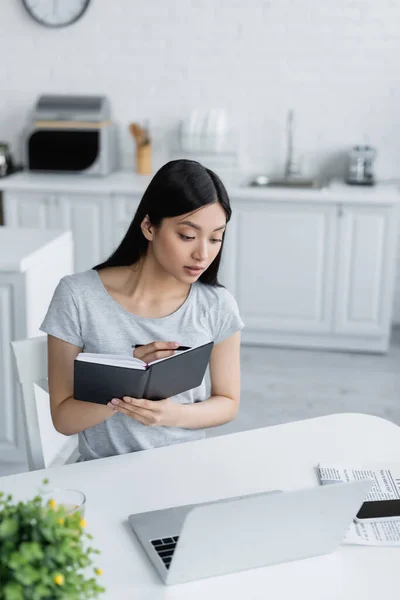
[192,240,208,261]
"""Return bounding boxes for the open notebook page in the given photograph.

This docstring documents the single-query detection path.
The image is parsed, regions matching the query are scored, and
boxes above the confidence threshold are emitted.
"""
[75,354,147,370]
[75,345,199,370]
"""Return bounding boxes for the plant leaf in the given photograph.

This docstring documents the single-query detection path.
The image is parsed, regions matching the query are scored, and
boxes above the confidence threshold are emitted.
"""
[0,519,18,539]
[4,582,24,600]
[32,584,52,600]
[19,541,44,562]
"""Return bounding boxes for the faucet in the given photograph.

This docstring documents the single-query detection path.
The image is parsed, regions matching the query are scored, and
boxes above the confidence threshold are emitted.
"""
[284,109,301,179]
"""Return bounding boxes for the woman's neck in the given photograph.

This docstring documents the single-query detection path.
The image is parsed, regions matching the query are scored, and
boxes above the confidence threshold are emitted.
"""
[127,256,189,300]
[99,256,191,319]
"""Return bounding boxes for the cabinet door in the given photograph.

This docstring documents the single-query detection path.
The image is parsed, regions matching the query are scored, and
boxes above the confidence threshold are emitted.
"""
[110,194,141,251]
[334,205,397,336]
[219,211,238,293]
[231,202,337,333]
[59,195,107,272]
[3,191,60,229]
[0,275,26,462]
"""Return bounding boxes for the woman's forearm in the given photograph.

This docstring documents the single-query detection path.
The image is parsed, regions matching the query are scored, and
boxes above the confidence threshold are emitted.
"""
[176,395,239,429]
[52,397,114,435]
[53,395,238,435]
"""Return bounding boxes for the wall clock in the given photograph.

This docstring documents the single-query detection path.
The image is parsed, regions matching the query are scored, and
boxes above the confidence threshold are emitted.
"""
[22,0,91,28]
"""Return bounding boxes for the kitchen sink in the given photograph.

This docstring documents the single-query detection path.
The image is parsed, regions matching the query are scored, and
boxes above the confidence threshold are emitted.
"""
[246,175,326,189]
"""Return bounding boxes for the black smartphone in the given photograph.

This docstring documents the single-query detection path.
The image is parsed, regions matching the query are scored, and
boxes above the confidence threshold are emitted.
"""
[355,498,400,522]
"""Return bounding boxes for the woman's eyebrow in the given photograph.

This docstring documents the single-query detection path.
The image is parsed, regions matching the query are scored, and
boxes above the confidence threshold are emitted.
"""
[178,220,226,232]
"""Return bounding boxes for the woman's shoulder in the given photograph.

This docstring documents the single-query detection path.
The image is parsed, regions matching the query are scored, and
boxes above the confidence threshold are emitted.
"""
[58,269,98,296]
[194,282,239,315]
[193,282,244,344]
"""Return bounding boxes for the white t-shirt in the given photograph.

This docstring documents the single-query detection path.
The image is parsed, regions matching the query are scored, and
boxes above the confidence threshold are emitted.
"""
[40,269,244,460]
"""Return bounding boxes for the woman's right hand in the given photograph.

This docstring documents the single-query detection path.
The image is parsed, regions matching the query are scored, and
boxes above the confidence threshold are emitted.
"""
[133,341,180,364]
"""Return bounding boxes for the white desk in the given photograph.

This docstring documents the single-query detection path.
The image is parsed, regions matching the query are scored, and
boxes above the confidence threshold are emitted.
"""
[1,413,399,599]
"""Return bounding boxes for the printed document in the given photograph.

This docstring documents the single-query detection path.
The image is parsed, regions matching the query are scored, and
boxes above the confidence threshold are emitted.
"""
[318,463,400,546]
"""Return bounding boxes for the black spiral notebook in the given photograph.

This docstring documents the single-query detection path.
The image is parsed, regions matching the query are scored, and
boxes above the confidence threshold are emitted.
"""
[73,341,214,404]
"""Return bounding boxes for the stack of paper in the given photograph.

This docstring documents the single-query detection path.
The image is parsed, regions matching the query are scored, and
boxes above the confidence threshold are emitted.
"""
[318,463,400,546]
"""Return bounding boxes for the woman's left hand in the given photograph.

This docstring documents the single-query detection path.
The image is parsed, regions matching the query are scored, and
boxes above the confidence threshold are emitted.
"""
[107,396,183,427]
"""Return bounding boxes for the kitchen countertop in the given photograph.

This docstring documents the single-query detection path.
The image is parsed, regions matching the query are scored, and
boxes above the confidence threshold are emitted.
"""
[1,171,399,205]
[0,226,72,271]
[0,171,154,195]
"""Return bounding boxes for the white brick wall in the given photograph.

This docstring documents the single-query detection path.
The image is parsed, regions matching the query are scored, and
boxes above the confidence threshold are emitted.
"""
[1,0,400,321]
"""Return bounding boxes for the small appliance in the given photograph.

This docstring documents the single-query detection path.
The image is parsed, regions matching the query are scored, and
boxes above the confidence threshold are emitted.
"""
[23,94,118,176]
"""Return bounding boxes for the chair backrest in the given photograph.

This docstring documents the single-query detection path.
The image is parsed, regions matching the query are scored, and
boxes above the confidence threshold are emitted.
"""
[11,335,78,471]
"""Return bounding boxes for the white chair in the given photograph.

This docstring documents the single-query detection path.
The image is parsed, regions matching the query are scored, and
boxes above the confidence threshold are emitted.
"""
[11,336,79,471]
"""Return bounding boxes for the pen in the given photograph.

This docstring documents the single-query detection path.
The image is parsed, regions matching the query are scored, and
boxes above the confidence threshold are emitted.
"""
[133,344,191,351]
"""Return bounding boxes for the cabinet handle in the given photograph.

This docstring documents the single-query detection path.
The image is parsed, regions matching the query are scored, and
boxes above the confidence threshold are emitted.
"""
[337,205,344,218]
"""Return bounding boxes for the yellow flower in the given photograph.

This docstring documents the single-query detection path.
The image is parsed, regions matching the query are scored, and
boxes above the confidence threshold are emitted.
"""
[48,499,57,510]
[94,568,103,576]
[58,517,64,525]
[80,518,87,528]
[54,574,64,586]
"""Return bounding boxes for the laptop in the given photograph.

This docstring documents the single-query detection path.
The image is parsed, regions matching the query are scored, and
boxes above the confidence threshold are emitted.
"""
[128,480,371,585]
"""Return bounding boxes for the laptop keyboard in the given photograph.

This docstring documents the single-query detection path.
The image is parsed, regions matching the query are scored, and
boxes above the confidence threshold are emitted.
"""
[151,536,179,569]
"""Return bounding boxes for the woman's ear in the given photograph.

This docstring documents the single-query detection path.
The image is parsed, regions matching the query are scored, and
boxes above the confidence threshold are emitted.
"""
[140,215,154,241]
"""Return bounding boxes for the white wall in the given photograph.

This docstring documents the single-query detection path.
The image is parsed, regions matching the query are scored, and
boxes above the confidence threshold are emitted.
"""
[2,0,400,322]
[1,0,400,178]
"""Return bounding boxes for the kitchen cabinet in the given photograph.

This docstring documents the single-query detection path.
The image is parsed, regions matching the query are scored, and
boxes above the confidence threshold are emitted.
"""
[0,228,73,463]
[222,203,337,334]
[0,273,22,461]
[223,196,399,352]
[334,204,397,338]
[4,191,61,230]
[59,194,107,270]
[1,172,399,352]
[109,194,141,253]
[3,191,108,272]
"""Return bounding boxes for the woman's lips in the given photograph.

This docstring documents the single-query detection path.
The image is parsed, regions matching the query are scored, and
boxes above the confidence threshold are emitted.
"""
[184,266,204,275]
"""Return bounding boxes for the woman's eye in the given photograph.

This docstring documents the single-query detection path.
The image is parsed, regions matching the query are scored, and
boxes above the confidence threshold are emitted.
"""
[178,233,222,243]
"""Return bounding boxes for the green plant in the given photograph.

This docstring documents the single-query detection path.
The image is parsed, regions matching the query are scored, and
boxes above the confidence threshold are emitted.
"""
[0,479,105,600]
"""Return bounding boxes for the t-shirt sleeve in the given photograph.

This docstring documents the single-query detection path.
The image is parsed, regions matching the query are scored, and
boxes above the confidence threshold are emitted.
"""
[40,278,83,348]
[213,287,245,345]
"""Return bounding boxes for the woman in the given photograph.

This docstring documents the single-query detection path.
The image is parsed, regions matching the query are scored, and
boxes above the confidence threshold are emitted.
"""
[40,159,244,461]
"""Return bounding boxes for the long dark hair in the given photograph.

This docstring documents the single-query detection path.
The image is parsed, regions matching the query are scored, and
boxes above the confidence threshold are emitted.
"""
[93,159,232,285]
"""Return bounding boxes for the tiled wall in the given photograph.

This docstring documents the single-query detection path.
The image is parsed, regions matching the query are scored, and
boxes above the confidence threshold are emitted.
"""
[2,0,400,320]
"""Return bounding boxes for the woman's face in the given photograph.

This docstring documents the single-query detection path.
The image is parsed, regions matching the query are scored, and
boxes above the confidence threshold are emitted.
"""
[146,202,227,283]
